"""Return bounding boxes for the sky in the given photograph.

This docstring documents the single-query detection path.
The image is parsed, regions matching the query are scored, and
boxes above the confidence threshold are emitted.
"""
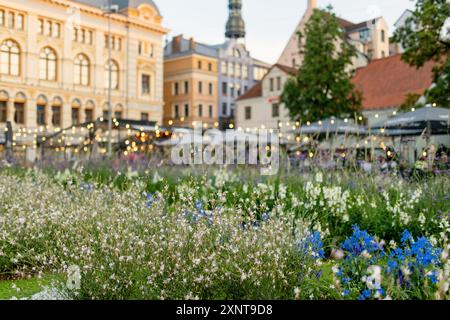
[157,0,417,64]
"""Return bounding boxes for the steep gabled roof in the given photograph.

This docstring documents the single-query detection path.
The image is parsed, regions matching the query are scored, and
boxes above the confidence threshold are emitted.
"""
[235,82,263,101]
[236,64,297,102]
[352,54,436,110]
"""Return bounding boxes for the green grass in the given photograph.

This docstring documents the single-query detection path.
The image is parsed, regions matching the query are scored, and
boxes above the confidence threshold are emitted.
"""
[0,274,63,300]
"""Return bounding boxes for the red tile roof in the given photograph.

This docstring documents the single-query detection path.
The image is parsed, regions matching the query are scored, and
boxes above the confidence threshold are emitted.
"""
[352,54,435,110]
[236,82,262,101]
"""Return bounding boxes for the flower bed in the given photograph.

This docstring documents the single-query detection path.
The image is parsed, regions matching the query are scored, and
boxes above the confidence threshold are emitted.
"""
[0,167,448,300]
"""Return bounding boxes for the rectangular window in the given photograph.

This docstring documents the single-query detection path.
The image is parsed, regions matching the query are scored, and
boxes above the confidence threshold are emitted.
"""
[198,60,202,69]
[198,81,203,94]
[245,106,251,120]
[142,74,151,95]
[174,82,179,96]
[53,23,61,38]
[277,77,282,91]
[0,10,5,26]
[221,61,227,75]
[118,38,122,51]
[52,106,61,126]
[85,109,93,122]
[81,29,86,43]
[138,41,143,55]
[37,105,46,126]
[243,65,248,79]
[222,82,227,95]
[270,78,274,91]
[86,31,93,44]
[14,102,24,124]
[0,101,7,122]
[209,83,213,95]
[16,14,24,30]
[272,103,280,118]
[230,86,235,97]
[174,105,179,118]
[230,63,235,77]
[198,104,203,117]
[38,19,44,34]
[184,104,189,117]
[222,103,227,115]
[141,113,149,121]
[208,63,212,71]
[72,108,80,125]
[237,64,242,78]
[45,20,51,36]
[381,30,385,42]
[114,111,122,119]
[8,12,14,29]
[209,105,213,118]
[184,81,189,94]
[74,28,79,42]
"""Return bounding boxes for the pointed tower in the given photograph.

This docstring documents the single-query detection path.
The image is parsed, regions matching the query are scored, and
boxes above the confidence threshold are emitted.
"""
[225,0,246,39]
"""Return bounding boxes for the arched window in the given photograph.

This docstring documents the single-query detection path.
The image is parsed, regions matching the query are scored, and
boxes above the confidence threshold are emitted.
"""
[105,60,119,90]
[74,54,90,86]
[39,47,57,81]
[0,39,20,76]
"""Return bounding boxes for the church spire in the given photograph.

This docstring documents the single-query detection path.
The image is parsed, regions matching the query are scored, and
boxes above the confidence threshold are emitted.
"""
[225,0,246,39]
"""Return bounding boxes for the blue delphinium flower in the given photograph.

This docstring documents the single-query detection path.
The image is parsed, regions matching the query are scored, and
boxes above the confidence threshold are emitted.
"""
[401,230,413,244]
[358,289,372,300]
[341,225,381,257]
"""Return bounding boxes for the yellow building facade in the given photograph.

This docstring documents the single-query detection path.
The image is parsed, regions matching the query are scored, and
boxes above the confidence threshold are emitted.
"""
[0,0,167,134]
[163,36,219,128]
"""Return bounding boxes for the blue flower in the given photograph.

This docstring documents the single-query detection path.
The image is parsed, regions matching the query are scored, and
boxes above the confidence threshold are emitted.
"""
[341,226,381,257]
[428,271,439,284]
[146,192,154,207]
[401,230,413,244]
[343,289,350,297]
[299,231,325,259]
[195,200,207,217]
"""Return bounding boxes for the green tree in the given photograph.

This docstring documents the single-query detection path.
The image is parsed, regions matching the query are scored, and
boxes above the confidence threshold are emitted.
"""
[398,93,425,112]
[393,0,450,108]
[281,6,362,123]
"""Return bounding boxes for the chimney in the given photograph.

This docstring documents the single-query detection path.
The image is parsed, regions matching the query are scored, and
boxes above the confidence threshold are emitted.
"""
[308,0,317,10]
[172,35,183,54]
[189,37,195,51]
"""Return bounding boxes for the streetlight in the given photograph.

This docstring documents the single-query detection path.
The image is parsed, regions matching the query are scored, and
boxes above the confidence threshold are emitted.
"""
[102,0,119,157]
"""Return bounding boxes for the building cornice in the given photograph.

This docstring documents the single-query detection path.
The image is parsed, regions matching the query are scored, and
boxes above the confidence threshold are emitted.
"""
[40,0,169,35]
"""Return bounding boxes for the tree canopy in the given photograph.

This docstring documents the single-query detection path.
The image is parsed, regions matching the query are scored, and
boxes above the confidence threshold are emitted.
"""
[281,6,362,123]
[393,0,450,108]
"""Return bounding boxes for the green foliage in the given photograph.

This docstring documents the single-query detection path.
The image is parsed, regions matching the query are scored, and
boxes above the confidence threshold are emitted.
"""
[398,93,425,112]
[281,6,362,123]
[0,274,62,300]
[393,0,450,107]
